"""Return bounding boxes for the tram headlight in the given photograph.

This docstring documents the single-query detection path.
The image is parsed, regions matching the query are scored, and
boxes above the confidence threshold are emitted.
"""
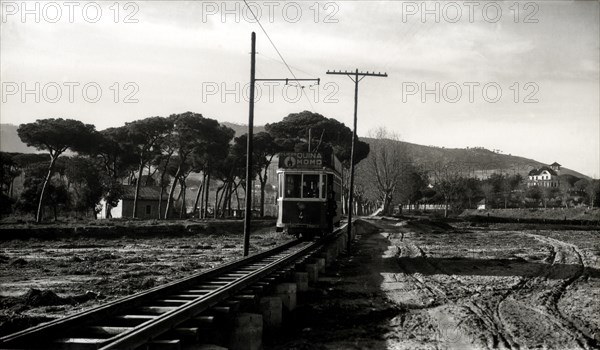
[297,202,305,221]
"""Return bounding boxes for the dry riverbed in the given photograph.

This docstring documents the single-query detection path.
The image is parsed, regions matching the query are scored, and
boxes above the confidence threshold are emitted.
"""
[268,218,600,350]
[0,223,290,336]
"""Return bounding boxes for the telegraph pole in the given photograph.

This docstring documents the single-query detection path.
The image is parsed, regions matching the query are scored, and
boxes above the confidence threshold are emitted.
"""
[243,32,256,257]
[243,32,320,256]
[326,69,387,251]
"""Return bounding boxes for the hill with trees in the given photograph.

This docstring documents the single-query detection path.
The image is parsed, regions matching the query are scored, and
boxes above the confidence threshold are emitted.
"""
[360,137,589,180]
[355,129,597,217]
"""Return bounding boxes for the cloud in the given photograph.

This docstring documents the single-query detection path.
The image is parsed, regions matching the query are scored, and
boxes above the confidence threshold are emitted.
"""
[1,0,598,177]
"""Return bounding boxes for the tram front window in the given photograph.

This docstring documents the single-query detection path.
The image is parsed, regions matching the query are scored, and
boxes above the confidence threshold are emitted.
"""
[285,174,301,198]
[303,174,320,198]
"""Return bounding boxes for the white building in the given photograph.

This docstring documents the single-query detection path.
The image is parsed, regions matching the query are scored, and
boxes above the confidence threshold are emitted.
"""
[527,162,561,188]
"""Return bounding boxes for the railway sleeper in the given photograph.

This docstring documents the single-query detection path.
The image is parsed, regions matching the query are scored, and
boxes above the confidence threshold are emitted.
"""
[198,281,231,286]
[219,300,241,313]
[260,258,280,262]
[244,264,270,268]
[244,285,265,294]
[214,276,241,281]
[53,337,109,350]
[108,314,160,327]
[235,267,259,272]
[143,339,181,350]
[161,327,200,343]
[252,283,271,290]
[137,306,178,315]
[78,326,133,337]
[183,289,214,294]
[154,299,194,306]
[222,273,248,278]
[193,286,224,292]
[231,294,259,311]
[186,314,229,332]
[169,294,206,299]
[172,309,248,348]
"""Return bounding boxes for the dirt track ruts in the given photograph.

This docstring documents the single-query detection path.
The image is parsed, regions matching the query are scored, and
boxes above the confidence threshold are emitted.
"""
[266,219,599,350]
[390,223,598,350]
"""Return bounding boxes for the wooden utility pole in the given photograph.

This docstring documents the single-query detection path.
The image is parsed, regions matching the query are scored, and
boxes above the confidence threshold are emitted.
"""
[243,32,257,257]
[326,69,387,251]
[243,32,320,256]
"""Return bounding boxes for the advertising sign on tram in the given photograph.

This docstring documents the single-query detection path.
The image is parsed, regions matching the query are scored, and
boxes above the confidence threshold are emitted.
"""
[278,152,323,169]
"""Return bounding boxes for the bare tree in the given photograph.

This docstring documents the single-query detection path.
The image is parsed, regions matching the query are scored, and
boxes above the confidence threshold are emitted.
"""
[431,162,465,217]
[358,127,411,216]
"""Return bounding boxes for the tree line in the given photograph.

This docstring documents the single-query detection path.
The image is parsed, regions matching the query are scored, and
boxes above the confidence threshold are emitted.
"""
[0,111,369,222]
[3,115,595,222]
[355,127,600,217]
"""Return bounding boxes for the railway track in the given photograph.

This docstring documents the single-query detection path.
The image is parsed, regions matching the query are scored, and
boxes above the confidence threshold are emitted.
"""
[1,229,348,350]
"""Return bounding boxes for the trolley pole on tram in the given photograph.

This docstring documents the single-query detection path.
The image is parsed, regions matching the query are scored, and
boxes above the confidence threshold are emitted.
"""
[326,69,387,251]
[243,32,320,256]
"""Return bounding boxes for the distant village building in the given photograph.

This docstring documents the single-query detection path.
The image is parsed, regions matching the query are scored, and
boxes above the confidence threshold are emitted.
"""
[99,186,169,219]
[527,162,561,188]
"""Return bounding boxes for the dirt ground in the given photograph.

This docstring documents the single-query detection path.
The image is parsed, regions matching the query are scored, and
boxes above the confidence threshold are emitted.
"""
[2,218,599,349]
[0,224,290,336]
[268,218,600,350]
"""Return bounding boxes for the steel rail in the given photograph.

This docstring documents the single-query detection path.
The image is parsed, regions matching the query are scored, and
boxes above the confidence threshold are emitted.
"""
[100,237,326,349]
[0,238,308,349]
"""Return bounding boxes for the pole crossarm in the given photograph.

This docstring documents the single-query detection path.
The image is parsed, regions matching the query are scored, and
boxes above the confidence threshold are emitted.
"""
[255,78,320,84]
[326,70,388,77]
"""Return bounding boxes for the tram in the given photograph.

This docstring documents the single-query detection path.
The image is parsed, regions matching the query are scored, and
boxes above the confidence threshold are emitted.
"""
[276,151,343,238]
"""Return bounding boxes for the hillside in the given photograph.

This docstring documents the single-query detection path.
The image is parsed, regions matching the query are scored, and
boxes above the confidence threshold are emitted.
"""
[0,122,263,154]
[0,124,33,154]
[359,137,589,180]
[0,123,589,180]
[220,122,266,137]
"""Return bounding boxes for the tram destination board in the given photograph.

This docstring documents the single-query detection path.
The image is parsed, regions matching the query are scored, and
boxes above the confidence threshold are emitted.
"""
[279,152,324,169]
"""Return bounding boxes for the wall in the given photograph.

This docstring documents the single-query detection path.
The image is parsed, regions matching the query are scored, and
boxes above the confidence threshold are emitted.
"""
[121,199,168,219]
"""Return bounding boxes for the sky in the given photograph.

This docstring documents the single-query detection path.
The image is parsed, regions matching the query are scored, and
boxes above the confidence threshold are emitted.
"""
[1,0,599,178]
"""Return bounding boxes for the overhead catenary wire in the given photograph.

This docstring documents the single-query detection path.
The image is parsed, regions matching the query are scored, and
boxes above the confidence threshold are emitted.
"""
[242,0,316,110]
[258,52,319,81]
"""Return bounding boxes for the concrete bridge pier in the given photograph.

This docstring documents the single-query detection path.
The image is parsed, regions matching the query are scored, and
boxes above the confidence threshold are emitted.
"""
[259,296,282,331]
[294,272,309,291]
[227,313,263,350]
[274,283,297,312]
[305,263,319,283]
